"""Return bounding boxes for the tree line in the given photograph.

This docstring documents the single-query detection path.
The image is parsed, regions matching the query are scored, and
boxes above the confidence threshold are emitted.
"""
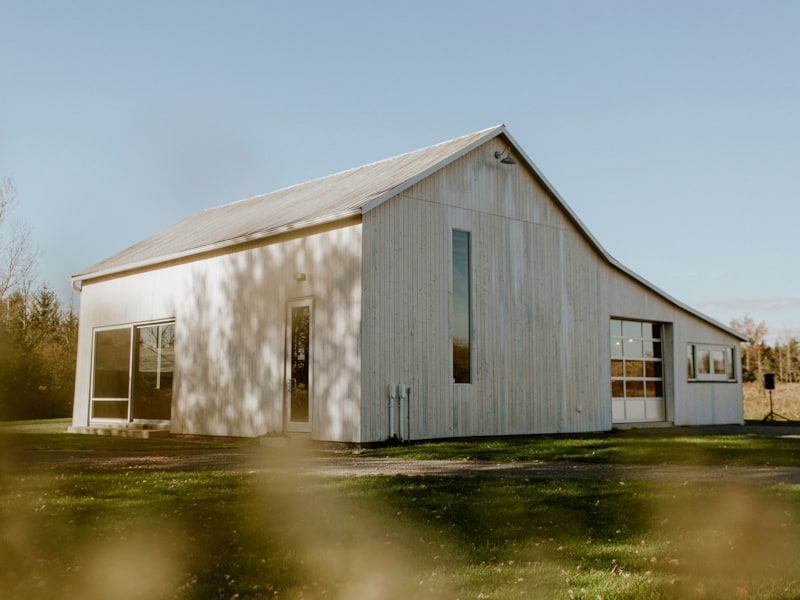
[0,178,78,419]
[730,315,800,384]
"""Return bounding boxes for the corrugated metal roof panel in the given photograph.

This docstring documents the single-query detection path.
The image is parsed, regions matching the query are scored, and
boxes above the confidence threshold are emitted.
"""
[71,123,745,341]
[74,125,504,280]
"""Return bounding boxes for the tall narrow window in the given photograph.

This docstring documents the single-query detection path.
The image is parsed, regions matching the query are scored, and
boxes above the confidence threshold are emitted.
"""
[452,230,471,383]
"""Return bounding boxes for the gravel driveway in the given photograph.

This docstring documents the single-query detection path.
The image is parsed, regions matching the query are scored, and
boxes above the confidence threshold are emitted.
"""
[4,423,800,484]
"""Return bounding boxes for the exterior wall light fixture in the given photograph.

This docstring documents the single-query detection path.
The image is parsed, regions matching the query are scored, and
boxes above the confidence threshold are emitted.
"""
[494,149,516,165]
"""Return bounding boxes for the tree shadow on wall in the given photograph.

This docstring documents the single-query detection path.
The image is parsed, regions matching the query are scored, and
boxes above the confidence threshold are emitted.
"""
[172,224,363,440]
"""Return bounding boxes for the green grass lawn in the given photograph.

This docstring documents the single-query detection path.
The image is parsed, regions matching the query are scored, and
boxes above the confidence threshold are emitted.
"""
[1,426,799,599]
[363,428,800,467]
[0,417,72,426]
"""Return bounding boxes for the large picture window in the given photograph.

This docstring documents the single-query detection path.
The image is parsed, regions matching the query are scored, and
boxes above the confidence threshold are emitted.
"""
[687,344,736,382]
[91,321,175,421]
[452,230,471,383]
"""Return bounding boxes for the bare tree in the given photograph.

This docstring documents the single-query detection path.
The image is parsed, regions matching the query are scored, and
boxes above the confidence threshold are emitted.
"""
[0,177,10,221]
[0,177,36,300]
[773,330,800,383]
[729,315,769,383]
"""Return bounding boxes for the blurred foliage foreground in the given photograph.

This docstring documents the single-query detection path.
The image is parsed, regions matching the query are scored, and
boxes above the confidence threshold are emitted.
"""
[2,429,800,599]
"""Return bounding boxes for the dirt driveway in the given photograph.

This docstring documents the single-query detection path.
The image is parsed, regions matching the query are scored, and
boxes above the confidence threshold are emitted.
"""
[5,423,800,484]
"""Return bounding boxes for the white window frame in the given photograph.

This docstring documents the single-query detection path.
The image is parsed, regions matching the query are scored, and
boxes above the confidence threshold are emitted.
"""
[90,325,134,423]
[451,229,472,384]
[610,319,666,423]
[89,319,175,423]
[687,344,737,382]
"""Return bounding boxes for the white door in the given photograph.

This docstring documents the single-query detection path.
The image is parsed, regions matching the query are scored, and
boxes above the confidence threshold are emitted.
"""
[285,299,312,432]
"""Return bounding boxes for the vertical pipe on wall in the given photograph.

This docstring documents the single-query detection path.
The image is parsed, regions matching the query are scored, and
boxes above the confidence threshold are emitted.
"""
[398,384,407,440]
[388,384,397,438]
[406,387,411,441]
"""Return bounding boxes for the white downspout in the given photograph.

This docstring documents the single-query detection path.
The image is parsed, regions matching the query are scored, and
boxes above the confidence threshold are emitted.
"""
[388,384,397,439]
[398,384,408,441]
[406,386,411,441]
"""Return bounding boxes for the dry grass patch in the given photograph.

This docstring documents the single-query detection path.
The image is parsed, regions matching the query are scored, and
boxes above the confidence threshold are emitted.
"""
[744,382,800,421]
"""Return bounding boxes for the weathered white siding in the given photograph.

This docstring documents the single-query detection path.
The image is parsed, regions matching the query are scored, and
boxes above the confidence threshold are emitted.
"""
[72,223,363,441]
[361,140,607,441]
[361,139,742,443]
[600,263,744,426]
[74,129,743,444]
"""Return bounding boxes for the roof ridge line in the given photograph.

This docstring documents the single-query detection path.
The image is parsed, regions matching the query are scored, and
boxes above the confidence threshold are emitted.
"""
[198,125,506,213]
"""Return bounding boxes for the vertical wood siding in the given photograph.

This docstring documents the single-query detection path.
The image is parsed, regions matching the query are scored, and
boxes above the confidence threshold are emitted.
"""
[361,140,742,442]
[598,261,744,426]
[74,137,742,443]
[72,224,362,441]
[361,141,607,441]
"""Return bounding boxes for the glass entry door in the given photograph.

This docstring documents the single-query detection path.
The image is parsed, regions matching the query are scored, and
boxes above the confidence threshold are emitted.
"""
[286,299,312,432]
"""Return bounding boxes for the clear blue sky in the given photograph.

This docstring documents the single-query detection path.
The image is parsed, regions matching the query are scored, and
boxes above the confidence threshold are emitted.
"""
[2,0,798,342]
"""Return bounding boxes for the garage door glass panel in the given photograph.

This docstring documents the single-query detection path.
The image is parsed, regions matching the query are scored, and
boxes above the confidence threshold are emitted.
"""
[611,319,666,423]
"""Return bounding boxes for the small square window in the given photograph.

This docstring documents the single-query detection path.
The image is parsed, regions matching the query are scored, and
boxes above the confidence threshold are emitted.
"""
[687,344,736,382]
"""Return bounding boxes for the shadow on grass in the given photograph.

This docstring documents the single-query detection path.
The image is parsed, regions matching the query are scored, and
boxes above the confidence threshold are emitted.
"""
[3,428,800,599]
[3,458,800,599]
[365,430,800,468]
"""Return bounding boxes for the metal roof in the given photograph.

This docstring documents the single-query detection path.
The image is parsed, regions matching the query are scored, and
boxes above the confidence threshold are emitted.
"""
[71,124,745,341]
[72,125,504,282]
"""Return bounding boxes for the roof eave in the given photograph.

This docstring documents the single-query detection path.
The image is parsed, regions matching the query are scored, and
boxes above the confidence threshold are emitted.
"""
[71,210,362,286]
[495,131,745,342]
[606,256,749,342]
[71,124,744,343]
[371,125,744,342]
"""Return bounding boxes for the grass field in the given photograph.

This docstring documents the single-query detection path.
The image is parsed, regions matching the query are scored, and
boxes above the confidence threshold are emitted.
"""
[2,427,800,599]
[743,382,800,421]
[365,429,800,466]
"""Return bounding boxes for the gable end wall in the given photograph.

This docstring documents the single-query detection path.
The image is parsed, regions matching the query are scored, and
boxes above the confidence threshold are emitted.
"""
[361,139,743,443]
[361,139,610,442]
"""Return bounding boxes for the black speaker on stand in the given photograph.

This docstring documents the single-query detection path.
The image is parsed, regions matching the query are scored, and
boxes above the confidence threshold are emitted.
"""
[761,373,788,422]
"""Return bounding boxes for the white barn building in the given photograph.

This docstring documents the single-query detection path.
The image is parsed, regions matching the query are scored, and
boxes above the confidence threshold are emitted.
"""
[70,125,746,442]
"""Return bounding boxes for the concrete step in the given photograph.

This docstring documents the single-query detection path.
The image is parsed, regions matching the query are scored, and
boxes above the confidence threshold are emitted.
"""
[68,424,172,438]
